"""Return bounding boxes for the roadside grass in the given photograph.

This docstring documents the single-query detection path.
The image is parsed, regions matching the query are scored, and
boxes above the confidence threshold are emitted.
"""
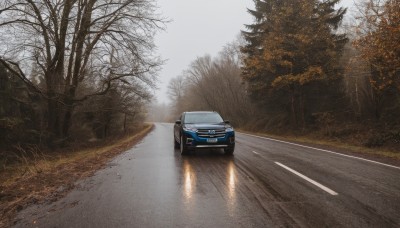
[0,123,154,227]
[237,129,400,161]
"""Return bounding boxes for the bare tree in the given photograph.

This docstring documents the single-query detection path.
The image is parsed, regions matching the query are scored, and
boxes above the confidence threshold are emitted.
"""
[168,40,255,126]
[167,75,188,117]
[0,0,165,142]
[167,75,187,100]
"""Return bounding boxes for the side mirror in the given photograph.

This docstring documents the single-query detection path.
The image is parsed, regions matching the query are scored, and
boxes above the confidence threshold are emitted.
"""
[224,120,230,124]
[175,120,181,125]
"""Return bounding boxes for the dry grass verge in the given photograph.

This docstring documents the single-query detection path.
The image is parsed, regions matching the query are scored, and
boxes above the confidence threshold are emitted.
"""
[0,123,154,228]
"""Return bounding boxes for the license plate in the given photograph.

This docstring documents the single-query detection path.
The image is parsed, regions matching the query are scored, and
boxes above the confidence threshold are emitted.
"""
[207,138,218,143]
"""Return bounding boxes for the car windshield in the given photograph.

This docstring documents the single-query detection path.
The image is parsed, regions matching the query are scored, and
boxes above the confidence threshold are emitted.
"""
[184,112,223,124]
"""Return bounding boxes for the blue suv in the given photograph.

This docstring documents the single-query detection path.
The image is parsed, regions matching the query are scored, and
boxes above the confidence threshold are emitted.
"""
[173,111,235,155]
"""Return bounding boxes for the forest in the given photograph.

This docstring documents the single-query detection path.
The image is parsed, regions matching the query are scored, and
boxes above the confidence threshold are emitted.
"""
[0,0,399,157]
[0,0,164,152]
[0,0,398,227]
[166,0,400,151]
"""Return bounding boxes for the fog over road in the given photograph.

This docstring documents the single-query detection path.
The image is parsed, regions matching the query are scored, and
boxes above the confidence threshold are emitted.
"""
[15,123,400,227]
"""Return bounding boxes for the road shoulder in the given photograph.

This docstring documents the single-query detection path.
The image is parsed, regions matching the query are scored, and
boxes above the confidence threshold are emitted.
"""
[0,123,154,227]
[237,130,400,167]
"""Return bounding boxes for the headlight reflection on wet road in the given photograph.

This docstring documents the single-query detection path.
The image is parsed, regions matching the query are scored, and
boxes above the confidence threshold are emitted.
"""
[182,156,238,216]
[227,160,237,216]
[183,159,195,202]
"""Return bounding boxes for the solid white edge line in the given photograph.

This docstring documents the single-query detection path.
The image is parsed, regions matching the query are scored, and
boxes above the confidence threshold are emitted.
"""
[275,162,338,196]
[240,132,400,170]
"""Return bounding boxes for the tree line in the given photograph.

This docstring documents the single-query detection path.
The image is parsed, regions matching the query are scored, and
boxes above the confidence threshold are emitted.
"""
[168,0,399,149]
[167,40,255,127]
[0,0,164,149]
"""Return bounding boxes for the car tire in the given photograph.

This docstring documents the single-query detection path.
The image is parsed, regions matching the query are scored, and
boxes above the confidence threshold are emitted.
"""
[224,146,234,155]
[180,135,188,155]
[174,135,179,149]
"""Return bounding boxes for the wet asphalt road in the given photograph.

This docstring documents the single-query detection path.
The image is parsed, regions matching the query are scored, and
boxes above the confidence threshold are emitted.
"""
[15,123,400,227]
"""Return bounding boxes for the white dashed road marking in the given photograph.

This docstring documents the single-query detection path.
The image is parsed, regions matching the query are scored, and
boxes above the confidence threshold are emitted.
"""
[275,162,338,196]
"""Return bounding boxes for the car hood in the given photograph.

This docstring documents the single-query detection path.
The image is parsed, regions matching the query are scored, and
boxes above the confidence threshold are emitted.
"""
[184,123,231,130]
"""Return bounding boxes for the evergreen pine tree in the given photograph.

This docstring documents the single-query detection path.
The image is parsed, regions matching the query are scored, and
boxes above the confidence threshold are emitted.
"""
[242,0,347,127]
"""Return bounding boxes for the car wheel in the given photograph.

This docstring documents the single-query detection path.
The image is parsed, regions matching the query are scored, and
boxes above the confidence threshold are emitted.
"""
[224,146,234,155]
[174,135,179,149]
[180,135,188,155]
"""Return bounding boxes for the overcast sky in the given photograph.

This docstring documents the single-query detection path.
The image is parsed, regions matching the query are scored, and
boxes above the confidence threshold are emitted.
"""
[154,0,354,104]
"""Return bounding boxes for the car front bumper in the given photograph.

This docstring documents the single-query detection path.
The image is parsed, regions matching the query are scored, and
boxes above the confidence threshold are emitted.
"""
[182,130,235,149]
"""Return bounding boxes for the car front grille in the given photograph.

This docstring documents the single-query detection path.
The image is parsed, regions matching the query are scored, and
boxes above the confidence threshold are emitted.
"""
[196,129,226,138]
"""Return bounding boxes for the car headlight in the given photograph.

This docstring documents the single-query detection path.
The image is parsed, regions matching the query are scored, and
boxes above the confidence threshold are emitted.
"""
[183,127,197,133]
[225,127,234,132]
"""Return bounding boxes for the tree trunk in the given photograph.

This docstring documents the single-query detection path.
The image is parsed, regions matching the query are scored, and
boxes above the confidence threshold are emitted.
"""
[290,88,297,128]
[299,91,306,130]
[47,92,61,140]
[62,104,74,138]
[61,86,79,139]
[104,122,108,138]
[124,113,127,134]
